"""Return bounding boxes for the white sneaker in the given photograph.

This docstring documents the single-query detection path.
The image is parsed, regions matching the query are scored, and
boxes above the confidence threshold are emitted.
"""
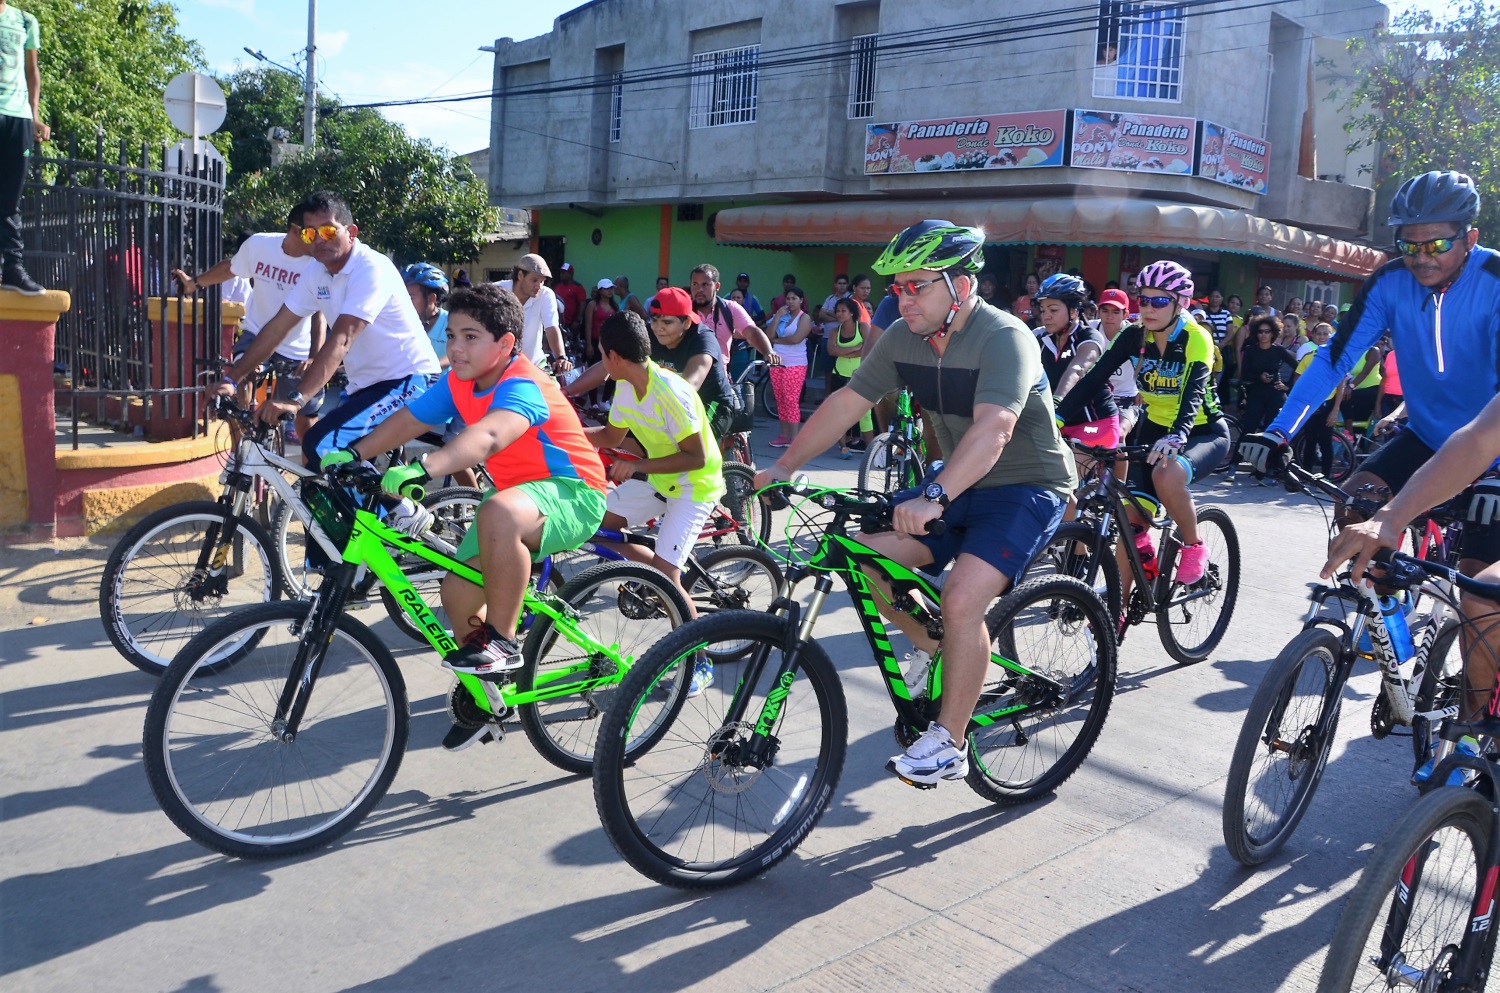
[902,649,932,698]
[887,722,968,787]
[386,498,434,537]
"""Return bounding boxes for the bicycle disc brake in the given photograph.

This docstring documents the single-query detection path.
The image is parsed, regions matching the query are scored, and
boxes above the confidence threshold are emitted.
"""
[618,581,666,620]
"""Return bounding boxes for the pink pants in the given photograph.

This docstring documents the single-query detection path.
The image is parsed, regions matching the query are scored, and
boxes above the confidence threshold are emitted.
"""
[770,365,806,422]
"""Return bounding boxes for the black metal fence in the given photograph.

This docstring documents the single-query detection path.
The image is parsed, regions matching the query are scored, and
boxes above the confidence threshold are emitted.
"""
[23,136,225,446]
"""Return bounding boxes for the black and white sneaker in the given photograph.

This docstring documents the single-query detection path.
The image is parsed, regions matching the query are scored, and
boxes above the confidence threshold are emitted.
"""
[443,623,524,677]
[441,721,500,751]
[1,265,44,296]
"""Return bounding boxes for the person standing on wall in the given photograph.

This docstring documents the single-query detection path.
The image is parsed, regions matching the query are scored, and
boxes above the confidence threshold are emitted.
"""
[0,0,47,294]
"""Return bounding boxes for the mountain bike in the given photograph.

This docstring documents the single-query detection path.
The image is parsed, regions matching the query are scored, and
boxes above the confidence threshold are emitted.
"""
[1316,551,1500,992]
[858,387,926,494]
[591,481,1116,890]
[100,394,472,674]
[1022,441,1239,663]
[1222,462,1466,866]
[142,464,692,859]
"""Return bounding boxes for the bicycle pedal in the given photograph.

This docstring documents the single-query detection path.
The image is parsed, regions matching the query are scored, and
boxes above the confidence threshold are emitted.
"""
[894,775,938,791]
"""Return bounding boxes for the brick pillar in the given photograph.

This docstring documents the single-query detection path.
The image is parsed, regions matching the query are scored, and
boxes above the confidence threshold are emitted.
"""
[0,290,72,532]
[147,298,242,441]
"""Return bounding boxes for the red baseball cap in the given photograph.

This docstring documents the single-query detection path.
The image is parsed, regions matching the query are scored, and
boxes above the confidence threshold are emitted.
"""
[1098,288,1130,310]
[649,286,695,319]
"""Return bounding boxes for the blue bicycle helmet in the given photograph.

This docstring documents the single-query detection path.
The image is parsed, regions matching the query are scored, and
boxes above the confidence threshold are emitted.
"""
[1387,171,1480,229]
[1035,273,1088,310]
[402,262,450,295]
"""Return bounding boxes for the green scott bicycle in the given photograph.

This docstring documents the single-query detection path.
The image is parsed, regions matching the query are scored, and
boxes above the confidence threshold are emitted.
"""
[591,481,1117,889]
[142,464,691,859]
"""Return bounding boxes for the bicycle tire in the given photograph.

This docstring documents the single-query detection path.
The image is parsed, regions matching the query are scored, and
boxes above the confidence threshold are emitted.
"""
[1154,505,1240,664]
[858,432,925,495]
[378,486,486,644]
[1021,522,1123,623]
[967,577,1117,804]
[143,600,408,859]
[101,501,284,676]
[717,461,771,547]
[760,374,779,420]
[1329,433,1356,484]
[1410,620,1465,768]
[1317,787,1494,992]
[593,610,847,890]
[516,561,693,774]
[689,544,784,661]
[1222,627,1344,866]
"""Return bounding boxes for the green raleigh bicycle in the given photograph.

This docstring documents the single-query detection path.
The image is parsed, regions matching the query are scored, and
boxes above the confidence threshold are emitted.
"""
[591,481,1117,889]
[143,463,692,859]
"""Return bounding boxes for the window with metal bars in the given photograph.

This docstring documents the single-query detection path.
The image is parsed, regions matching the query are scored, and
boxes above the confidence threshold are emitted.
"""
[847,34,877,119]
[609,72,623,143]
[1092,1,1184,102]
[689,45,759,129]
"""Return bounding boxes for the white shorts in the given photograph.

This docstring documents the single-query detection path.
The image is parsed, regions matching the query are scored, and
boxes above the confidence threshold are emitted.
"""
[606,478,715,569]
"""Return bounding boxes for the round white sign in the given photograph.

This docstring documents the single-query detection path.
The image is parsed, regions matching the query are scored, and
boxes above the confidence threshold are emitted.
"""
[164,72,227,137]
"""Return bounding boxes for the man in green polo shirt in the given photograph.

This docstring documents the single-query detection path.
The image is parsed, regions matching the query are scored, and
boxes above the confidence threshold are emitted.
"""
[0,1,46,295]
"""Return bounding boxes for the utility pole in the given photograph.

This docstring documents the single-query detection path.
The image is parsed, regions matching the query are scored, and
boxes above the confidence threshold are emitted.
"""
[303,0,317,147]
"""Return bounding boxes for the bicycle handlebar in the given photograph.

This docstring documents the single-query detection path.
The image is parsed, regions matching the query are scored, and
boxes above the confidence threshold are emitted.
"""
[1372,547,1500,601]
[763,480,946,536]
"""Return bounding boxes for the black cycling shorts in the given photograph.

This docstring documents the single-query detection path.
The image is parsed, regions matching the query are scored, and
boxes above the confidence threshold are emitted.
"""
[1359,429,1500,563]
[1129,418,1231,498]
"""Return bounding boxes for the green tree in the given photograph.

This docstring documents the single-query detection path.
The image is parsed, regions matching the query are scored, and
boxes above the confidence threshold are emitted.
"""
[215,66,317,179]
[1338,0,1500,233]
[226,104,491,265]
[28,0,204,152]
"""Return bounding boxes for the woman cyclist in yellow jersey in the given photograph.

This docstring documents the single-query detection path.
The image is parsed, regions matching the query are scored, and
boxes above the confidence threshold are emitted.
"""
[1057,259,1231,611]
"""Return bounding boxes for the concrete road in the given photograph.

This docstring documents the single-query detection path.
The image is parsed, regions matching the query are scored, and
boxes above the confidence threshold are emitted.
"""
[1,437,1427,993]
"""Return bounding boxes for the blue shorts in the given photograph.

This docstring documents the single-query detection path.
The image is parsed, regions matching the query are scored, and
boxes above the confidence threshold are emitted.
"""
[908,483,1066,580]
[301,373,438,464]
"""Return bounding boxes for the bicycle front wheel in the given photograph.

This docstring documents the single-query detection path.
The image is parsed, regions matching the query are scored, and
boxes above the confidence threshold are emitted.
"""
[1318,787,1493,993]
[968,577,1117,804]
[143,600,408,858]
[1222,627,1343,866]
[1020,522,1123,622]
[516,561,692,774]
[858,432,925,495]
[1155,504,1240,664]
[716,460,771,547]
[593,610,847,890]
[101,501,283,676]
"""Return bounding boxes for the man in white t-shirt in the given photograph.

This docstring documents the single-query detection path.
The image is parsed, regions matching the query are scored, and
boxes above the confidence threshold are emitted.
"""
[219,190,441,463]
[495,253,572,374]
[174,204,326,437]
[816,273,850,335]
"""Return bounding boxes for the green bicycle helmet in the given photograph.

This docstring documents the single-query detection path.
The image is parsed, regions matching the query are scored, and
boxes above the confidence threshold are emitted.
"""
[872,220,986,276]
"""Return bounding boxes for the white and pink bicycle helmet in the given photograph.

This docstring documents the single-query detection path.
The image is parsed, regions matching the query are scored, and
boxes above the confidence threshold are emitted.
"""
[1136,260,1195,306]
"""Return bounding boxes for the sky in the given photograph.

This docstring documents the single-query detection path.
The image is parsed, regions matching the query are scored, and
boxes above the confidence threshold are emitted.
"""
[175,0,1448,157]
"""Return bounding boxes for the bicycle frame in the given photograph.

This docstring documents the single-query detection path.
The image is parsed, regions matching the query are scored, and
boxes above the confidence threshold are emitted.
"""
[711,495,1073,766]
[276,492,636,739]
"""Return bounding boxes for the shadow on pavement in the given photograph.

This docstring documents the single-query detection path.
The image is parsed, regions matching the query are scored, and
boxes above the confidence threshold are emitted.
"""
[0,842,273,978]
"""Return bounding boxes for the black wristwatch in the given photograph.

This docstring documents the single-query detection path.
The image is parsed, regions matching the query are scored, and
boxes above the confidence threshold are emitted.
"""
[923,482,950,509]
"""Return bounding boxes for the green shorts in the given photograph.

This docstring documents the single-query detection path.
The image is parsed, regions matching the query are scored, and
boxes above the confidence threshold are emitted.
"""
[454,477,606,563]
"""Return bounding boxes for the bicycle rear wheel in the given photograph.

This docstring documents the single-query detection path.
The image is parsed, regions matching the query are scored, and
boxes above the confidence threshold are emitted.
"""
[688,545,784,662]
[101,501,283,676]
[1222,627,1343,866]
[1155,505,1240,664]
[377,486,485,644]
[516,561,692,774]
[968,577,1116,804]
[593,610,847,889]
[1317,787,1493,992]
[143,600,408,859]
[1410,620,1465,768]
[1329,432,1356,483]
